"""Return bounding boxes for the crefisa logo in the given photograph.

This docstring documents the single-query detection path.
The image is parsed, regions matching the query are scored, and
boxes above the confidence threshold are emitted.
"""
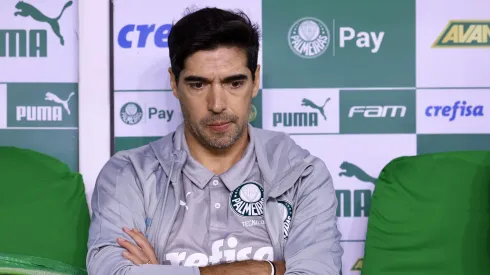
[425,100,484,121]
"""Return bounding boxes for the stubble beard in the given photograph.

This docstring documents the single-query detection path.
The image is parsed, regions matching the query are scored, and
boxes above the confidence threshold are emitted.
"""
[180,102,248,150]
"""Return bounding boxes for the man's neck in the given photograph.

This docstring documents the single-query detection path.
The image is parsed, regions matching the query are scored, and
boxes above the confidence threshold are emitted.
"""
[184,127,249,175]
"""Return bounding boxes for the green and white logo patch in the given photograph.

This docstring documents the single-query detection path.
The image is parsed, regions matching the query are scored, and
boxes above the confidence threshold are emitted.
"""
[277,200,293,240]
[340,89,416,134]
[249,104,257,122]
[262,88,339,134]
[230,182,264,217]
[1,0,73,58]
[336,161,376,219]
[249,89,262,128]
[114,91,182,137]
[120,102,143,125]
[274,97,329,128]
[288,17,330,59]
[262,1,416,88]
[6,83,78,128]
[118,101,175,125]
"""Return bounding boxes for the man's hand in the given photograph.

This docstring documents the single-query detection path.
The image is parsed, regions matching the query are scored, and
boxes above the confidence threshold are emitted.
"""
[117,227,158,265]
[117,227,286,274]
[199,260,286,275]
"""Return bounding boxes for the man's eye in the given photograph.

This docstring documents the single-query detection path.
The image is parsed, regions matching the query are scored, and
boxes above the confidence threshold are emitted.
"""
[230,81,244,88]
[190,83,204,89]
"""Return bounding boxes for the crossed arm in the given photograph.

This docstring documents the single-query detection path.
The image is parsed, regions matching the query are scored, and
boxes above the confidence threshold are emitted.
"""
[88,156,341,274]
[118,227,285,275]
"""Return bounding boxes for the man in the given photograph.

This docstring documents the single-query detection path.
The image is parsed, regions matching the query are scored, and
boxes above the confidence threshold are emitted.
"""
[87,7,343,275]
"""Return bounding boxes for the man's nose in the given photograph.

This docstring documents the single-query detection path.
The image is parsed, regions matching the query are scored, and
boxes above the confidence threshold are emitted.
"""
[207,84,227,113]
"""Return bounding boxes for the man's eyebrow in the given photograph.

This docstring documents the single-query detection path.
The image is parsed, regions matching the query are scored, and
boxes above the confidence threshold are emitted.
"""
[182,74,248,83]
[222,74,248,82]
[183,75,209,82]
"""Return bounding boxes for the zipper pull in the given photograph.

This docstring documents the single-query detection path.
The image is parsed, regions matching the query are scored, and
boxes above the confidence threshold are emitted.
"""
[145,217,152,238]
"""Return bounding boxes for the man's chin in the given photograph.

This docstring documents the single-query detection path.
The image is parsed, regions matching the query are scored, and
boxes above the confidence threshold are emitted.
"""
[202,130,241,149]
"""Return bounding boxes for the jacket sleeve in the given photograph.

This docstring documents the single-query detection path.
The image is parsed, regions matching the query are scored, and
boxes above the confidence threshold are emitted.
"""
[86,153,200,275]
[284,157,344,275]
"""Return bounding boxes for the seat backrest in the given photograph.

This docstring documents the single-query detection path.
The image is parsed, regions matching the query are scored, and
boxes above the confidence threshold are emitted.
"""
[362,151,490,275]
[0,146,90,271]
[0,253,87,275]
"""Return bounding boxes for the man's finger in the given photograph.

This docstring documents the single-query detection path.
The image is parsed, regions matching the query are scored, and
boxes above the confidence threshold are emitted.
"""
[131,229,158,264]
[122,251,144,265]
[128,228,157,264]
[117,238,145,258]
[118,238,153,265]
[124,228,150,251]
[133,229,152,247]
[131,228,146,239]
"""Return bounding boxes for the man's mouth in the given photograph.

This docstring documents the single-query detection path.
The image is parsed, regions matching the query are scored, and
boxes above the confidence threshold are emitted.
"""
[207,121,232,132]
[208,121,230,126]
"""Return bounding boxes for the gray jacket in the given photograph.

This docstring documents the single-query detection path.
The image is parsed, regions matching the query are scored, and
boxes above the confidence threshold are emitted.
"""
[86,125,343,274]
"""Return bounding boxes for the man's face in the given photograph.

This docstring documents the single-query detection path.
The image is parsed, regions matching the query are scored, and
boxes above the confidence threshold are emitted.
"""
[170,47,260,150]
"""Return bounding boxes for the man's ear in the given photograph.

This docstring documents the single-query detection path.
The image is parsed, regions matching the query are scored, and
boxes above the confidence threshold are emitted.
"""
[252,65,261,98]
[169,67,179,99]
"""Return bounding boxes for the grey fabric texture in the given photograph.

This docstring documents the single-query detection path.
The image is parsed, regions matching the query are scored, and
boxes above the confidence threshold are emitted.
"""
[87,123,343,275]
[165,126,279,266]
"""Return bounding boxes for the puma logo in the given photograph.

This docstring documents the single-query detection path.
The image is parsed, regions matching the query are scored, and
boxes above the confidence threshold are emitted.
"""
[339,161,377,184]
[45,92,75,115]
[179,192,192,211]
[301,98,330,120]
[14,1,73,45]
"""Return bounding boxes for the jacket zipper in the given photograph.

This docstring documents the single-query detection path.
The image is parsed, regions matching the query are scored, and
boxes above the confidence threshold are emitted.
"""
[148,154,180,262]
[148,186,168,263]
[146,162,174,246]
[157,179,181,262]
[146,183,165,240]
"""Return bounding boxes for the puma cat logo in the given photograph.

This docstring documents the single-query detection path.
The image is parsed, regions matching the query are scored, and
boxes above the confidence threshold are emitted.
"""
[301,98,330,120]
[14,1,73,45]
[339,161,377,184]
[45,92,75,115]
[179,192,192,211]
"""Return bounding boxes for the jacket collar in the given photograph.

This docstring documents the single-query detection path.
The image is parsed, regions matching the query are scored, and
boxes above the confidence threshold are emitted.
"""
[148,123,311,193]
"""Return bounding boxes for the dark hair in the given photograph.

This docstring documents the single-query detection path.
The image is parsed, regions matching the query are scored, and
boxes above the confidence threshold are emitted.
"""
[168,7,260,82]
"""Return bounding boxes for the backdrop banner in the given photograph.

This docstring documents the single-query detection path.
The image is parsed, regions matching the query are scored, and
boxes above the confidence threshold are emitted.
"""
[0,0,79,171]
[111,0,490,273]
